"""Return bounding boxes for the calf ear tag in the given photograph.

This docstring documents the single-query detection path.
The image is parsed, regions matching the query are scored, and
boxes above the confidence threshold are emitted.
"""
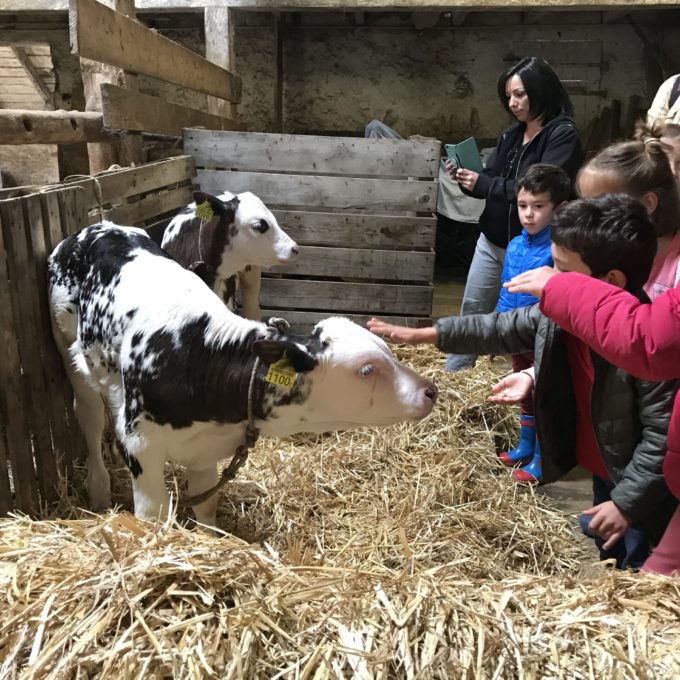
[195,200,213,222]
[265,354,299,391]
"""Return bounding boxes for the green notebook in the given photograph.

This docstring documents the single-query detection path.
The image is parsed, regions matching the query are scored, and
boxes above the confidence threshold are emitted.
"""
[445,137,483,173]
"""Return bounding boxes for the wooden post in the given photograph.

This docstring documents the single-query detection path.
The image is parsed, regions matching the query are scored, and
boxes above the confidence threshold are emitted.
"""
[77,0,143,174]
[205,7,237,122]
[274,12,283,133]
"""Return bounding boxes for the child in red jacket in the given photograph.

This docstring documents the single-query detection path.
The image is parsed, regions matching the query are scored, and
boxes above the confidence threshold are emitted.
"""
[506,264,680,575]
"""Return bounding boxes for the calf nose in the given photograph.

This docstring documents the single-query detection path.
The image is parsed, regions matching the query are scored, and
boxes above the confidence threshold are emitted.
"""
[424,383,438,403]
[291,245,300,255]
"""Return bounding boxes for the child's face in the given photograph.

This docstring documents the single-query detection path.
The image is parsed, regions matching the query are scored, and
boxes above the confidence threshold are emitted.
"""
[551,244,592,276]
[661,135,680,187]
[576,168,624,198]
[517,188,555,235]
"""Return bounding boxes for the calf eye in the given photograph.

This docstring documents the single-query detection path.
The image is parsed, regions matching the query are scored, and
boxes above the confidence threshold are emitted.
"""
[359,364,375,377]
[253,219,269,233]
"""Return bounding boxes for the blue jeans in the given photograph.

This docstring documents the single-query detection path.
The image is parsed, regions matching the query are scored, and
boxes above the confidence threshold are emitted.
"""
[445,232,506,372]
[579,475,650,569]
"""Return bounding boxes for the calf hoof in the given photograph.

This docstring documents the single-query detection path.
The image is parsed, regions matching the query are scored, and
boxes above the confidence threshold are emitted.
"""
[87,472,112,511]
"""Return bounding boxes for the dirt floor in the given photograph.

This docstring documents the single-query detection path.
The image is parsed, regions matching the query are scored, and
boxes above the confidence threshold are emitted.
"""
[433,266,600,560]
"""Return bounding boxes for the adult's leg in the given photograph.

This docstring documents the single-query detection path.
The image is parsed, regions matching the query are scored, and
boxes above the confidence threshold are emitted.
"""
[445,232,505,372]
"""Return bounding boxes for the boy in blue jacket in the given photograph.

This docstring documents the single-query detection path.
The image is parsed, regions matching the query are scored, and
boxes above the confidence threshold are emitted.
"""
[495,164,570,482]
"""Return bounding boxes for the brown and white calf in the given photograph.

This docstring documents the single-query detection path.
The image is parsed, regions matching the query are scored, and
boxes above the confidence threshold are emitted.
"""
[48,223,437,527]
[161,190,297,319]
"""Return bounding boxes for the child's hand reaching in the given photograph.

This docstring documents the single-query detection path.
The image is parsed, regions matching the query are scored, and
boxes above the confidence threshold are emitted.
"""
[488,370,534,404]
[504,266,558,297]
[366,318,437,345]
[582,501,631,550]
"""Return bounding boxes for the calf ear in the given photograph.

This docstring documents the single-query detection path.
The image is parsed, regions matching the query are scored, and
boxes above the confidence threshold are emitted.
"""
[252,339,317,372]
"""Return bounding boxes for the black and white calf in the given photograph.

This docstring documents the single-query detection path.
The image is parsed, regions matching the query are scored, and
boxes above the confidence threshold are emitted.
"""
[48,223,437,526]
[161,190,298,319]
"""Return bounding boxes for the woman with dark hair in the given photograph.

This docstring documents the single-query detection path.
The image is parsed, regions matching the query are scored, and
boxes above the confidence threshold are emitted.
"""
[444,56,583,372]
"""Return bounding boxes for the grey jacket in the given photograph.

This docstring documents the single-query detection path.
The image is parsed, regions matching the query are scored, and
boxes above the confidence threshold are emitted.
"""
[435,304,678,533]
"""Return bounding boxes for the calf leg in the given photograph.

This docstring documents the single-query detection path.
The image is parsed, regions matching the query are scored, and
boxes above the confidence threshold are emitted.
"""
[129,453,170,521]
[69,371,110,510]
[187,464,220,528]
[237,266,262,321]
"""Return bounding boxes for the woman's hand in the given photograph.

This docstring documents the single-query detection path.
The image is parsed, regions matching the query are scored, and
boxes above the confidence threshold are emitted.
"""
[367,318,437,345]
[504,266,558,297]
[488,370,534,404]
[455,168,479,191]
[444,159,457,180]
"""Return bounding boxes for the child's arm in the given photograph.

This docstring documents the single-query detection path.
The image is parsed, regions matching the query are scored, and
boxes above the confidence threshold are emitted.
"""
[608,377,678,525]
[366,318,437,345]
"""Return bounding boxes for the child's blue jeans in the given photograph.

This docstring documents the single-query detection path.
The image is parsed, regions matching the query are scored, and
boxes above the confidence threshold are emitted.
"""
[578,475,650,569]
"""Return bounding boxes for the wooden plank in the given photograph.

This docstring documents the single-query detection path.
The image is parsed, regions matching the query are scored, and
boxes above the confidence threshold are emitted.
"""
[260,310,429,331]
[105,186,193,227]
[268,246,434,282]
[259,278,432,315]
[185,130,441,178]
[0,200,38,513]
[272,210,436,250]
[24,195,61,502]
[197,170,438,213]
[0,110,116,145]
[56,189,88,462]
[59,156,196,216]
[69,0,241,103]
[101,84,240,137]
[42,190,76,477]
[0,423,11,515]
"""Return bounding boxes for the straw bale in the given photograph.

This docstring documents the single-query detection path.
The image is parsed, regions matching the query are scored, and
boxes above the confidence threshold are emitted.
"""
[1,346,679,678]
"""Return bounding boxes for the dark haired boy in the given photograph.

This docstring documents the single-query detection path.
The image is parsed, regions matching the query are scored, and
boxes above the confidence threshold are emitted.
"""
[494,163,571,481]
[368,193,678,569]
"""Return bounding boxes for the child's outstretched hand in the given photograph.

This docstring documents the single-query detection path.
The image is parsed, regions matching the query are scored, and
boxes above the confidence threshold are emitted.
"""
[582,501,631,550]
[367,318,436,345]
[488,371,534,404]
[504,266,557,297]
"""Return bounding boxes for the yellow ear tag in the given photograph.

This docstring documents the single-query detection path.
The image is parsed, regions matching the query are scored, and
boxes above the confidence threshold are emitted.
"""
[265,356,299,391]
[195,200,213,221]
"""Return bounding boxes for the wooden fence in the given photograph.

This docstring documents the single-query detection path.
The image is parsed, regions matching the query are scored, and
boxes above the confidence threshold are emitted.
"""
[185,129,440,329]
[0,156,195,515]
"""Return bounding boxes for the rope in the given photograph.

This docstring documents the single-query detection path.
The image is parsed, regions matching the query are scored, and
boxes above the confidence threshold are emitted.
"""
[180,317,290,508]
[38,172,108,222]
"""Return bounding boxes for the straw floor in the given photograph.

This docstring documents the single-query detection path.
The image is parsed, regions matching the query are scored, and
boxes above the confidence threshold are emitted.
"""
[2,346,680,679]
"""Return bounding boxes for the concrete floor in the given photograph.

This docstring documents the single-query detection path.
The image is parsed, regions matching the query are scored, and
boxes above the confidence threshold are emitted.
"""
[433,267,597,553]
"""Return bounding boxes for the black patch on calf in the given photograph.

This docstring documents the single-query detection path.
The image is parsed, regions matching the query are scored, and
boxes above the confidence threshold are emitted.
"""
[126,315,325,430]
[162,194,240,293]
[115,439,142,478]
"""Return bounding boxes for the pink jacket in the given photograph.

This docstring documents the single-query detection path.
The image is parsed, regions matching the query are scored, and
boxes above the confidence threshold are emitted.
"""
[540,273,680,498]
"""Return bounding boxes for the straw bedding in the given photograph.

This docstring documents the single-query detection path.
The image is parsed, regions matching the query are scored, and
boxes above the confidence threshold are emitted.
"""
[2,346,680,678]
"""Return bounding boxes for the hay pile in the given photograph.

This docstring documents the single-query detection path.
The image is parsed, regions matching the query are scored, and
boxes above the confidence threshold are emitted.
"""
[2,346,680,678]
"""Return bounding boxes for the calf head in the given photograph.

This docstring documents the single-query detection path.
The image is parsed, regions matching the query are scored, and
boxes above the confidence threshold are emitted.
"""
[253,316,438,433]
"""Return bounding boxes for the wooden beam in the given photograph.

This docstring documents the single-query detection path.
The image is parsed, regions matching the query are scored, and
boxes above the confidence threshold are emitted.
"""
[4,0,680,9]
[205,7,237,121]
[0,109,117,144]
[101,84,240,136]
[274,12,283,132]
[69,0,242,103]
[10,46,53,108]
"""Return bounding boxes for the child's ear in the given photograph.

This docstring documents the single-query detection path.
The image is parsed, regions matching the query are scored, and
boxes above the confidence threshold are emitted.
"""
[640,191,659,215]
[555,200,569,212]
[602,269,627,289]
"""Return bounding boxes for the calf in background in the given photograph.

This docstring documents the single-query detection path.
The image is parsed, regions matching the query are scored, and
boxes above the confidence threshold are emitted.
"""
[162,191,298,319]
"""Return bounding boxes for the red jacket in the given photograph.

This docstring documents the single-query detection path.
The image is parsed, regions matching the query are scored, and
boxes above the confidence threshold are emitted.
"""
[541,273,680,498]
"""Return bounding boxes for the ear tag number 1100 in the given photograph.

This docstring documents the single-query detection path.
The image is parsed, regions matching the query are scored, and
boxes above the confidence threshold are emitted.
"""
[265,358,299,391]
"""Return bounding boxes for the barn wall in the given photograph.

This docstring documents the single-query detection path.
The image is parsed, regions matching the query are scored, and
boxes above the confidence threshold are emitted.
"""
[233,10,680,142]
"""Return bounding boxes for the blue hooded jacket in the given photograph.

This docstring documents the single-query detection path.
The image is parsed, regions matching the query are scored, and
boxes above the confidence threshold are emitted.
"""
[496,225,553,312]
